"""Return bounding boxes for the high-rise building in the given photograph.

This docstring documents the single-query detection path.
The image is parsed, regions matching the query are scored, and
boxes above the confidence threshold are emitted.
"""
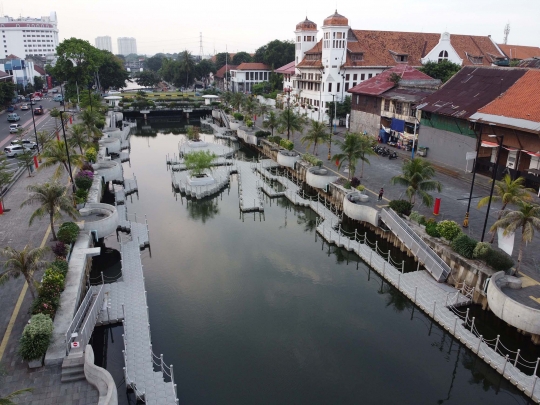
[95,36,112,52]
[117,37,137,56]
[0,11,59,59]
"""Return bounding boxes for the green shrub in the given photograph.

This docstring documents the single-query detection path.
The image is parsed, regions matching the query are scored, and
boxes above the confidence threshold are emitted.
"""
[437,220,462,241]
[85,147,97,163]
[57,222,80,244]
[268,135,282,145]
[245,119,253,128]
[389,199,412,216]
[426,222,441,237]
[473,242,491,260]
[280,139,294,151]
[302,153,323,167]
[50,260,68,276]
[357,185,365,192]
[485,248,514,271]
[75,176,93,191]
[19,314,53,361]
[42,268,66,292]
[451,233,478,259]
[233,112,244,121]
[344,181,351,189]
[409,211,424,224]
[254,130,271,137]
[74,188,89,204]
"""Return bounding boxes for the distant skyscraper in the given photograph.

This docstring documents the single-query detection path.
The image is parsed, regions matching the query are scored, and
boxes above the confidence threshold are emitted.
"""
[117,37,137,56]
[95,36,112,52]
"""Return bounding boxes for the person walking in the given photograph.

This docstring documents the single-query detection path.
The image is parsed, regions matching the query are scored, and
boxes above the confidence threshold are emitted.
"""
[378,188,384,201]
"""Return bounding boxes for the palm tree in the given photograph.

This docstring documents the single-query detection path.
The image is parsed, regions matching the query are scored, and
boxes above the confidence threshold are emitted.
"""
[263,111,279,136]
[278,109,307,141]
[179,50,196,89]
[0,245,48,299]
[231,92,245,112]
[80,109,102,142]
[20,181,79,241]
[301,120,329,155]
[332,133,376,180]
[36,130,51,151]
[39,140,83,180]
[49,107,61,136]
[390,157,442,207]
[0,388,33,404]
[478,175,534,243]
[68,123,89,155]
[242,97,257,121]
[491,202,540,273]
[221,91,232,108]
[256,103,270,120]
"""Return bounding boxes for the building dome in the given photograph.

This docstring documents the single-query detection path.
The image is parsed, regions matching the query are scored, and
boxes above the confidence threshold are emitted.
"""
[296,17,317,31]
[323,10,349,27]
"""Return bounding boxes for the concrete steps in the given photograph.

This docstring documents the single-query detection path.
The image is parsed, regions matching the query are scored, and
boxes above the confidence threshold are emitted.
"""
[61,354,85,383]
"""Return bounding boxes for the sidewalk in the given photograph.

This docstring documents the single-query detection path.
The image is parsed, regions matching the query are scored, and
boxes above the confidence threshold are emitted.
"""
[252,112,540,284]
[0,121,98,403]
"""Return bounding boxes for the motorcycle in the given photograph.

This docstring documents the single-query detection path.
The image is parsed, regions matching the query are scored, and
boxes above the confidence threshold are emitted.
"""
[389,152,398,160]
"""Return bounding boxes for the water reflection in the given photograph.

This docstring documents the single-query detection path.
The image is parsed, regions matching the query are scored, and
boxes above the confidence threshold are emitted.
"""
[185,195,221,224]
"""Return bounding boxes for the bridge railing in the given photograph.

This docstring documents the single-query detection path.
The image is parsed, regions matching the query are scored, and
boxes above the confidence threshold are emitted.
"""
[380,208,450,282]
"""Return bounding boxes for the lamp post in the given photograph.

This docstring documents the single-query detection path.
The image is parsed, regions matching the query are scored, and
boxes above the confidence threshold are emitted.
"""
[463,121,482,228]
[481,132,504,241]
[284,86,292,140]
[59,110,76,192]
[328,94,335,161]
[29,101,40,154]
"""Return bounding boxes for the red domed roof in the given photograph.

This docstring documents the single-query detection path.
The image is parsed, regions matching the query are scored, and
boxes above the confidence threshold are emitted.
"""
[323,10,349,27]
[296,17,317,31]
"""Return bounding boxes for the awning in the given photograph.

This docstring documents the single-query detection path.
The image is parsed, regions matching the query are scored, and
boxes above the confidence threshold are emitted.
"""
[481,141,499,148]
[525,151,540,158]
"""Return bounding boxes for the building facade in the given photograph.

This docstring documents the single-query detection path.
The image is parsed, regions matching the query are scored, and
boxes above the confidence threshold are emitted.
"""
[0,56,39,88]
[0,12,59,59]
[95,36,113,52]
[290,11,508,122]
[230,63,271,93]
[117,37,137,56]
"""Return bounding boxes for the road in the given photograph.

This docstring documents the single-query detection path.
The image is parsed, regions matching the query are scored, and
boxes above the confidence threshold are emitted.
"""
[0,90,65,175]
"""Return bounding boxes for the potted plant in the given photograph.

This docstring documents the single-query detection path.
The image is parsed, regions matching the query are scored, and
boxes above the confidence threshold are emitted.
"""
[19,313,53,368]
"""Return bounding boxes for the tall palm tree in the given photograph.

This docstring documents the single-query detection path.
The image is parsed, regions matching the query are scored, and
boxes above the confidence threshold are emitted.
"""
[0,245,48,299]
[390,157,442,207]
[0,388,33,405]
[39,140,83,180]
[179,50,196,89]
[256,103,270,120]
[49,107,61,136]
[36,130,51,151]
[263,111,279,136]
[491,202,540,273]
[301,120,329,155]
[68,123,89,155]
[231,92,245,112]
[332,133,376,180]
[278,109,307,141]
[478,175,534,243]
[20,181,79,241]
[242,97,257,121]
[80,109,102,142]
[221,91,232,108]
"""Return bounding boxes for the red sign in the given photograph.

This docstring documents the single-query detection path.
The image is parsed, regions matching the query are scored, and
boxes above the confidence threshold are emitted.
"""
[47,76,53,89]
[71,341,80,349]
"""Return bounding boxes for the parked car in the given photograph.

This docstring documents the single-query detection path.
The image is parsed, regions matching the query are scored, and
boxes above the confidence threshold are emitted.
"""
[6,105,14,112]
[33,96,41,101]
[20,104,29,110]
[11,138,37,149]
[4,144,30,157]
[53,94,63,102]
[9,124,23,133]
[34,106,44,115]
[7,113,20,122]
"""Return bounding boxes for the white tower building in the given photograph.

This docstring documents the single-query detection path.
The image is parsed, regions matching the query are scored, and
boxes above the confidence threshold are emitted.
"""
[95,36,112,52]
[294,17,318,67]
[117,37,137,56]
[321,11,350,102]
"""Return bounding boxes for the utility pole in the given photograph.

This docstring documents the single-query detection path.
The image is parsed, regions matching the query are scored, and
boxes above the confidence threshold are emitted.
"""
[328,94,335,160]
[199,32,204,61]
[503,23,510,45]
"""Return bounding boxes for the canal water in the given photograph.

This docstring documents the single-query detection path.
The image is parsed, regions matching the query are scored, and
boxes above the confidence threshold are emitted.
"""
[101,128,534,404]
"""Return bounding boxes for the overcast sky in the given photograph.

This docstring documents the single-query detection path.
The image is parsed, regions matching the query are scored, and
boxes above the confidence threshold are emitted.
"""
[5,0,538,56]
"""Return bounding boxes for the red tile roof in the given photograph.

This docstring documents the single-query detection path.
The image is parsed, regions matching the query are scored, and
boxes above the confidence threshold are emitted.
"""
[34,65,46,75]
[348,64,435,95]
[421,66,527,119]
[235,62,271,71]
[214,64,237,78]
[478,70,540,122]
[274,61,295,75]
[498,44,540,60]
[323,10,348,27]
[296,17,317,31]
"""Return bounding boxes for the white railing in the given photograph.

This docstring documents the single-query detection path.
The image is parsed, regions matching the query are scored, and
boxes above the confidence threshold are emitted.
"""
[380,209,450,282]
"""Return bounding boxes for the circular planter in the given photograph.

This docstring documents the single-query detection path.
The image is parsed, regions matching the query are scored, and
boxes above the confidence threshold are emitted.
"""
[98,137,121,154]
[343,192,379,226]
[187,174,216,186]
[306,167,338,189]
[92,161,123,183]
[187,140,209,148]
[229,121,241,130]
[79,203,119,239]
[277,150,300,168]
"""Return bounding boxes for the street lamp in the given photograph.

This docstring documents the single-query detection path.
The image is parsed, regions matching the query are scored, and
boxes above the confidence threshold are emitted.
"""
[328,94,335,161]
[463,120,482,228]
[284,86,292,140]
[29,101,40,154]
[59,110,76,192]
[480,132,504,241]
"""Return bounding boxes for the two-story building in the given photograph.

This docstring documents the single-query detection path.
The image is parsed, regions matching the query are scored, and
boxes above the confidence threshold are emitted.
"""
[230,62,271,93]
[289,10,507,123]
[347,64,440,144]
[214,64,237,91]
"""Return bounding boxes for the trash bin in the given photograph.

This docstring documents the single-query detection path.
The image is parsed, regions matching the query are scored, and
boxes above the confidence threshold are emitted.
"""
[418,146,429,157]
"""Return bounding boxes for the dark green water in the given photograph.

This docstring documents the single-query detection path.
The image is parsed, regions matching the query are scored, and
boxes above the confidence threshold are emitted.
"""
[111,131,533,404]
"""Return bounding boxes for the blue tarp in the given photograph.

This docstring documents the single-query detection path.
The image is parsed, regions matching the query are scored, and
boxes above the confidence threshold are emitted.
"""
[379,129,389,143]
[391,118,405,132]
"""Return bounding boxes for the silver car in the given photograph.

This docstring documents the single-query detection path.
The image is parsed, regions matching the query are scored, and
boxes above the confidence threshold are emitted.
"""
[4,144,31,157]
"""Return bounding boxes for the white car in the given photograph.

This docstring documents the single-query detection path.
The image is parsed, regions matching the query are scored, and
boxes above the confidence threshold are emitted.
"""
[9,124,23,133]
[33,96,41,101]
[20,104,29,110]
[4,144,31,157]
[11,139,36,149]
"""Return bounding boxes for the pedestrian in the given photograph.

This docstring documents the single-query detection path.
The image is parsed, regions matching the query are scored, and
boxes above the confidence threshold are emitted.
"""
[378,188,384,201]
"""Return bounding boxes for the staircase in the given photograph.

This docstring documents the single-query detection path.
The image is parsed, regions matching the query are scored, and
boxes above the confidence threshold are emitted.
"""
[61,353,85,383]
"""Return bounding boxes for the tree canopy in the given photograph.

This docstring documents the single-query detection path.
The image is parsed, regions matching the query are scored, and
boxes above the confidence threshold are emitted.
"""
[97,50,130,89]
[232,52,252,65]
[146,55,164,72]
[214,52,232,71]
[419,60,461,83]
[254,40,295,69]
[135,70,160,87]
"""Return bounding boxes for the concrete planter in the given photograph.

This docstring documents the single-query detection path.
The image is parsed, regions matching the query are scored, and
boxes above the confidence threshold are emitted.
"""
[277,150,300,168]
[237,128,258,145]
[98,137,121,154]
[28,357,43,369]
[306,167,338,190]
[92,161,123,183]
[187,140,208,148]
[342,192,379,226]
[79,203,119,239]
[187,174,216,186]
[229,121,241,130]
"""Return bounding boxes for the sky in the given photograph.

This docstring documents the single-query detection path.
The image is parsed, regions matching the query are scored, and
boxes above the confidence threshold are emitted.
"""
[4,0,539,56]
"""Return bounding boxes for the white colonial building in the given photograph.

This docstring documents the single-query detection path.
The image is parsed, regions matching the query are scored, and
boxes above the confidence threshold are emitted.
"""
[286,11,508,122]
[230,63,271,93]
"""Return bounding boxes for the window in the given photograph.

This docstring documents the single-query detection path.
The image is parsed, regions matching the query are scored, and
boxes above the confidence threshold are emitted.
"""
[328,83,332,92]
[255,72,258,80]
[368,74,373,79]
[395,102,403,115]
[352,82,357,87]
[410,107,416,118]
[351,53,364,61]
[337,83,340,92]
[345,83,349,91]
[361,74,365,80]
[353,74,357,80]
[345,74,350,80]
[438,50,449,62]
[384,99,390,111]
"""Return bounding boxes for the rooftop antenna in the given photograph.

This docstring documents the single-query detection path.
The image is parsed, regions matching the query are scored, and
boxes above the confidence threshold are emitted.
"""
[503,23,510,45]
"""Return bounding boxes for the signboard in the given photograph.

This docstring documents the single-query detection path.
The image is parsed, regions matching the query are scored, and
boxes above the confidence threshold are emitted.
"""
[498,228,515,256]
[71,341,80,349]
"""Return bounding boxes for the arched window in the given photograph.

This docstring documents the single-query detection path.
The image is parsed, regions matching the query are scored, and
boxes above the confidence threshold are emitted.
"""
[438,50,449,62]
